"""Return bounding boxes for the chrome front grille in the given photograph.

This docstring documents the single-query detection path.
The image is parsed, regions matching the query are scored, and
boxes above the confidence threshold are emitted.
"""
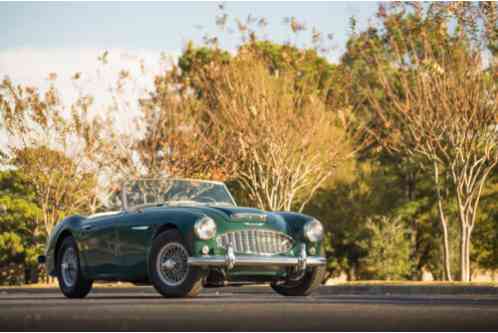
[216,229,294,255]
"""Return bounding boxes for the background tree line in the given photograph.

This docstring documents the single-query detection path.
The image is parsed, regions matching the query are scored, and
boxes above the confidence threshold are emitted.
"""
[0,2,497,284]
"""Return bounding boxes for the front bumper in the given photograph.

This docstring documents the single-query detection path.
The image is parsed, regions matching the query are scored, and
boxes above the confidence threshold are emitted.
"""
[187,244,326,270]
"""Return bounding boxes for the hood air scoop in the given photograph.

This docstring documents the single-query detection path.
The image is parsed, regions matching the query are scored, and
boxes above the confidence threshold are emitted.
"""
[230,212,267,222]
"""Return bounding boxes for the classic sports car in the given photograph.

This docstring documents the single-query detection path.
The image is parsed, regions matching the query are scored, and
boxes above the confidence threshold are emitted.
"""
[39,178,326,298]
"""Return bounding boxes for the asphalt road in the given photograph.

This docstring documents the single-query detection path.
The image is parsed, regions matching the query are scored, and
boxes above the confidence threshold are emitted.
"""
[1,286,498,331]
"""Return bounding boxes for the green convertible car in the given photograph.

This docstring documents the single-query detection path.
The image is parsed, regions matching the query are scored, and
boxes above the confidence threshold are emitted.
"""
[39,178,327,298]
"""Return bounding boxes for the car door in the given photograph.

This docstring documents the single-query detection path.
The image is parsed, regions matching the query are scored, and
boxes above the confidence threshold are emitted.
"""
[80,215,123,279]
[116,211,155,281]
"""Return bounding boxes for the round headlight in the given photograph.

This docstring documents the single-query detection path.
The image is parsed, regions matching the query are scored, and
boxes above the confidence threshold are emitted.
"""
[194,216,217,240]
[304,219,324,242]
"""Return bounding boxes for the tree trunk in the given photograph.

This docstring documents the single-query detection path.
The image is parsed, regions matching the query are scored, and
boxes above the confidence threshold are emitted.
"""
[441,220,453,281]
[433,161,453,281]
[466,228,472,281]
[347,265,356,281]
[459,225,472,282]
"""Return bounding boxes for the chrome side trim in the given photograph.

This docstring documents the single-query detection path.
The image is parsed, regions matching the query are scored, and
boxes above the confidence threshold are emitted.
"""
[131,226,150,231]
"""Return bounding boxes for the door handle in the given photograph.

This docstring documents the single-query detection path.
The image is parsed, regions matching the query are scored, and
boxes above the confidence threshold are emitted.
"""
[82,224,94,231]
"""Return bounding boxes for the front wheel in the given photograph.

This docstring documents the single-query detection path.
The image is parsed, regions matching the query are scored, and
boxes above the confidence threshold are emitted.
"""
[56,237,93,298]
[149,230,204,297]
[271,265,325,296]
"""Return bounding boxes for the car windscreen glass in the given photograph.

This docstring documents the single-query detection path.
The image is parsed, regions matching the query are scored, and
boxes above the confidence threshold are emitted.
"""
[124,179,235,209]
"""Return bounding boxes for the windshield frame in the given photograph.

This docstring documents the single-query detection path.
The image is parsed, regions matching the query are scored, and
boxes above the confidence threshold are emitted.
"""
[121,178,237,212]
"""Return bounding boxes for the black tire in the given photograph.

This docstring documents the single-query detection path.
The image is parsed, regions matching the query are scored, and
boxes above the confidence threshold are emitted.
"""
[271,265,325,296]
[56,236,93,298]
[149,229,204,298]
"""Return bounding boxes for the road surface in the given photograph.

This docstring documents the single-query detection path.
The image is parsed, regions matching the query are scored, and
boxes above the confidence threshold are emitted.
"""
[1,286,498,331]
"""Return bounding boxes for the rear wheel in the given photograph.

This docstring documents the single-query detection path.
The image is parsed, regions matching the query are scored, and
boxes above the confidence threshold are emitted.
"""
[149,229,204,297]
[271,265,325,296]
[56,237,93,298]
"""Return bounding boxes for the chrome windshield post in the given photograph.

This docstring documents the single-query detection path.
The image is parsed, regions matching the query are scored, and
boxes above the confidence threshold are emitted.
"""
[122,182,128,212]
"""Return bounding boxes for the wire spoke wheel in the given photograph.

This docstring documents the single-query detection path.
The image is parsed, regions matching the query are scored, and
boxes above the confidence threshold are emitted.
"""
[156,242,190,287]
[56,237,93,298]
[61,247,78,287]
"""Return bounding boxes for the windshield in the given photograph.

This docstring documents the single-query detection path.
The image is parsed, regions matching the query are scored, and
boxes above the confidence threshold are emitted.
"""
[122,178,236,210]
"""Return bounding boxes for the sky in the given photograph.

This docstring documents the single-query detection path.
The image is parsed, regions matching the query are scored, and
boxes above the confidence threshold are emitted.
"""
[2,2,378,54]
[0,1,380,146]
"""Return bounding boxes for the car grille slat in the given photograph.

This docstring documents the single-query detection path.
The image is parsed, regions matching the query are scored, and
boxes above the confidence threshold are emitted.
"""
[263,231,270,254]
[216,229,294,255]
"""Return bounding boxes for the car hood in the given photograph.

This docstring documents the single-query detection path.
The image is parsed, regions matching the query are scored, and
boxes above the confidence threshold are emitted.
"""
[174,205,289,234]
[204,206,267,218]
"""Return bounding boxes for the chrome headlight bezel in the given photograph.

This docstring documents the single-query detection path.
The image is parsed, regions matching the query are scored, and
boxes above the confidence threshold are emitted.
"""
[303,219,324,242]
[194,216,217,240]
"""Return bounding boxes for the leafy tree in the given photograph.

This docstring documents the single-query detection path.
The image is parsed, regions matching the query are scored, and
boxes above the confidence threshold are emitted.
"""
[241,40,349,109]
[178,39,349,110]
[344,2,498,281]
[358,216,413,280]
[304,159,395,279]
[470,179,498,274]
[0,170,42,285]
[12,147,97,235]
[178,42,231,78]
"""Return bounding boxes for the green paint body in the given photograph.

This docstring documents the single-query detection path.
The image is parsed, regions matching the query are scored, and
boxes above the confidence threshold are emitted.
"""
[45,206,323,282]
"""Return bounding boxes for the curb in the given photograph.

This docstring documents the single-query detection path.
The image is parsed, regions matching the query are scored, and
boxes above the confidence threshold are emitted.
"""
[319,284,498,295]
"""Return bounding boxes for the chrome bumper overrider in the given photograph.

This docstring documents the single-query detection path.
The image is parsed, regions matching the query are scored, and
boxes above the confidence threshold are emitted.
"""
[187,244,326,270]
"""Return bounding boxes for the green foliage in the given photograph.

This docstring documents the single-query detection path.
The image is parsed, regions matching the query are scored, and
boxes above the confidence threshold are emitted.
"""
[304,153,449,280]
[246,40,350,109]
[12,146,98,234]
[471,179,498,271]
[0,170,43,285]
[178,39,349,110]
[358,216,413,280]
[0,232,23,263]
[178,42,231,76]
[305,158,400,279]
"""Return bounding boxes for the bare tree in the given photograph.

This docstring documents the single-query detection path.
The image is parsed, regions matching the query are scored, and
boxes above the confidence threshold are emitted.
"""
[190,51,356,211]
[136,70,228,180]
[0,79,100,234]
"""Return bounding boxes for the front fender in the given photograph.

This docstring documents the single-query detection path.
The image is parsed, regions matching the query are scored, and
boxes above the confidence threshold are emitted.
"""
[272,211,313,241]
[272,211,324,256]
[45,215,86,276]
[142,209,207,275]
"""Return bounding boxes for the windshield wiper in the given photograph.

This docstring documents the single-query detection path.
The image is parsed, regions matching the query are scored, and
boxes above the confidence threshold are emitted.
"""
[207,202,235,207]
[129,202,167,212]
